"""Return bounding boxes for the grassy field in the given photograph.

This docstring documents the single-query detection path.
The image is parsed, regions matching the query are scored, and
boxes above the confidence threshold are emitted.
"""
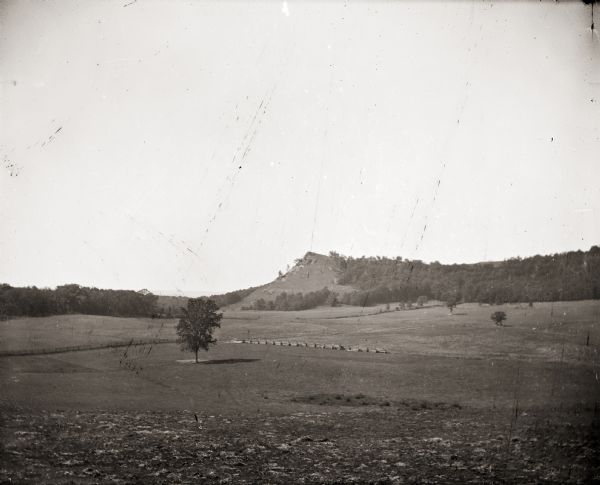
[220,301,600,363]
[3,301,598,361]
[1,301,599,483]
[0,314,174,353]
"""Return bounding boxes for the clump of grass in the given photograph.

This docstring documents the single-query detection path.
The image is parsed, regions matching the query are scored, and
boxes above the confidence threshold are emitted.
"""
[291,393,462,411]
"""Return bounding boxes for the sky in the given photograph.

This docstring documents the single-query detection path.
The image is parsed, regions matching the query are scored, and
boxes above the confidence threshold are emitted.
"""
[1,1,599,296]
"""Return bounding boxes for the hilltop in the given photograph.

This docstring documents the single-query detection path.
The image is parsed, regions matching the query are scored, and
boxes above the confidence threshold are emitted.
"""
[228,252,355,310]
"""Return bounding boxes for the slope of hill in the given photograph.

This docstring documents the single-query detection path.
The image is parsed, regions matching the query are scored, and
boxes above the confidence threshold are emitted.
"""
[229,252,355,310]
[220,246,600,310]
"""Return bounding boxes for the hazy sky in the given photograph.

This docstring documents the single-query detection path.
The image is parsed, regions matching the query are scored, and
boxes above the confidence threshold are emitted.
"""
[1,1,599,295]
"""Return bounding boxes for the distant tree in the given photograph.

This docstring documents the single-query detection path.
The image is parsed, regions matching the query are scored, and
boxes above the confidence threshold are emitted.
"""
[385,302,390,311]
[326,292,339,307]
[446,297,458,314]
[491,311,507,326]
[416,295,428,307]
[176,298,223,363]
[0,302,7,321]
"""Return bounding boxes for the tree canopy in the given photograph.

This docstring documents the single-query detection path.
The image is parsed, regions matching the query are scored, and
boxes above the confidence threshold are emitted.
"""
[176,298,223,363]
[333,246,600,306]
[0,284,158,318]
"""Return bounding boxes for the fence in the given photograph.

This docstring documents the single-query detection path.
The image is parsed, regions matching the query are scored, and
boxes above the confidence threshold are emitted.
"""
[0,338,177,358]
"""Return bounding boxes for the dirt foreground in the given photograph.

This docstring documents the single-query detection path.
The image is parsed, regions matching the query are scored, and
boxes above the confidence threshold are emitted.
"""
[1,403,598,484]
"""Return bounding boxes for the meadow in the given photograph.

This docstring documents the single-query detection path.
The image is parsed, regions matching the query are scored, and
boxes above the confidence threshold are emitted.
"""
[1,301,599,483]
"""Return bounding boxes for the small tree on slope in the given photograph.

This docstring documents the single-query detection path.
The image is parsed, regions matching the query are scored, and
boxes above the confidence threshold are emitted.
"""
[177,298,223,363]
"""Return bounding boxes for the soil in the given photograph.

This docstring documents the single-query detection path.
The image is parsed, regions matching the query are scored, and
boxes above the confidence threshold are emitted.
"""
[1,403,598,484]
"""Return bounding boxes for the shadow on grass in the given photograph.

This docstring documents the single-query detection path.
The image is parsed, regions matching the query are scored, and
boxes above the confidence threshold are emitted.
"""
[202,358,260,365]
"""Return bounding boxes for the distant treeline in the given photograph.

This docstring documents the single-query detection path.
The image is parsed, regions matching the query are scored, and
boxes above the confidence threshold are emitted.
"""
[332,246,600,306]
[0,284,158,318]
[241,246,600,311]
[154,287,258,317]
[3,247,599,317]
[209,287,259,308]
[241,288,335,311]
[0,283,261,319]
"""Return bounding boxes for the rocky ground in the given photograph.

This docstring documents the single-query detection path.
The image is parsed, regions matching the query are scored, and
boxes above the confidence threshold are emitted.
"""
[1,402,598,484]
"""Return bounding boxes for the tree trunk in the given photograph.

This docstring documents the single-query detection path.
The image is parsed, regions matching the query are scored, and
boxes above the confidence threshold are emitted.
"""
[195,349,198,363]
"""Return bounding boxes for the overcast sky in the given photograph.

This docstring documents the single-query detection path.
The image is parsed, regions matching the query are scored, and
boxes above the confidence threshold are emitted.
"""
[1,1,599,295]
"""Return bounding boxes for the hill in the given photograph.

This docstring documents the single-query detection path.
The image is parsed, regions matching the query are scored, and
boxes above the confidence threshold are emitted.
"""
[217,246,600,311]
[333,246,600,306]
[2,247,598,317]
[229,252,355,310]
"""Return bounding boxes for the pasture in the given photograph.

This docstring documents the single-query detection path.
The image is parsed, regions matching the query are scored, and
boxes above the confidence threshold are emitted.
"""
[1,301,599,483]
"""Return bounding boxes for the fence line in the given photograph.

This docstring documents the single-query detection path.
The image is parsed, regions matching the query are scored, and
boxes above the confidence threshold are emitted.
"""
[0,338,177,358]
[0,338,390,358]
[229,339,390,354]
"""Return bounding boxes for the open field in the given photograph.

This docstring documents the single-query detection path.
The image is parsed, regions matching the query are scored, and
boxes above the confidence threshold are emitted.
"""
[1,301,599,483]
[221,301,600,364]
[0,314,174,354]
[3,301,599,362]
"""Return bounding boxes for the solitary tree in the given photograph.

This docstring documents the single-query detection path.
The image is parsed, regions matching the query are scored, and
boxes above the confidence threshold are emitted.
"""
[491,311,507,326]
[446,297,459,314]
[176,298,223,363]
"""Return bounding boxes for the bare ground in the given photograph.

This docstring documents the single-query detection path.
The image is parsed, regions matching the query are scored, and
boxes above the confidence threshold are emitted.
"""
[1,403,599,484]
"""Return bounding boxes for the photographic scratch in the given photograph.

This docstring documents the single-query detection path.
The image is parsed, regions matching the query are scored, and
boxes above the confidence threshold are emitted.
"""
[198,80,279,249]
[192,38,294,270]
[3,154,21,177]
[126,214,200,261]
[415,162,446,253]
[399,197,420,253]
[30,126,64,150]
